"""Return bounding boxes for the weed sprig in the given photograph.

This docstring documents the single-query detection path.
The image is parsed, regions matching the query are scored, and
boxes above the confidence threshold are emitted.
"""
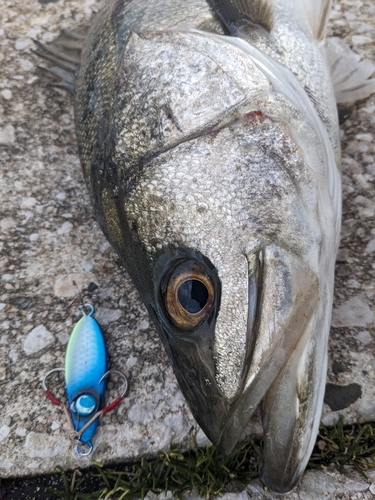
[48,418,375,500]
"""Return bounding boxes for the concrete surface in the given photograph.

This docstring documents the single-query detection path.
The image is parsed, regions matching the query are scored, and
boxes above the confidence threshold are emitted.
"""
[0,0,374,497]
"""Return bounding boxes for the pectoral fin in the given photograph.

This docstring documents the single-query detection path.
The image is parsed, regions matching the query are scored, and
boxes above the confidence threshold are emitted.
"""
[33,24,90,93]
[326,37,375,104]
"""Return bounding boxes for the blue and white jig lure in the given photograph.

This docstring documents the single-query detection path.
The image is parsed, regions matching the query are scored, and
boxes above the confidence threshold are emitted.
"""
[42,304,128,456]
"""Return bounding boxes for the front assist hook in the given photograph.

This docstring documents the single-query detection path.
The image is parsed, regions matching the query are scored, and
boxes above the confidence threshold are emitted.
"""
[41,368,65,406]
[99,370,129,414]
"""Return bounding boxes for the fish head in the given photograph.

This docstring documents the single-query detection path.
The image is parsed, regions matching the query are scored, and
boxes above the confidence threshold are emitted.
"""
[87,29,336,476]
[118,117,321,448]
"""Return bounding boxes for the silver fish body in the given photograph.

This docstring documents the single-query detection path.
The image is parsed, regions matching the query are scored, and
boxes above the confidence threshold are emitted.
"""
[72,0,343,492]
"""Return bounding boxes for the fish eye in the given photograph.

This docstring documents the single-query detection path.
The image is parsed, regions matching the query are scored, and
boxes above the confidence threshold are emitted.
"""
[164,260,215,330]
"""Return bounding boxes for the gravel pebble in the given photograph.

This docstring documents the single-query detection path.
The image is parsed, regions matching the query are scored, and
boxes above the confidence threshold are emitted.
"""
[351,35,373,45]
[51,421,61,431]
[2,274,14,282]
[23,325,54,355]
[138,319,150,330]
[95,307,122,326]
[358,399,375,421]
[354,196,375,217]
[57,221,73,234]
[15,37,33,50]
[0,217,16,230]
[54,274,85,297]
[1,89,12,100]
[331,295,374,327]
[355,330,373,344]
[0,124,16,145]
[24,432,68,458]
[20,197,37,209]
[365,238,375,254]
[0,426,11,443]
[128,403,154,423]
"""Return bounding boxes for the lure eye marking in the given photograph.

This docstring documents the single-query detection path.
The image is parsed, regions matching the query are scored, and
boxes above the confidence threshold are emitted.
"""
[74,393,97,416]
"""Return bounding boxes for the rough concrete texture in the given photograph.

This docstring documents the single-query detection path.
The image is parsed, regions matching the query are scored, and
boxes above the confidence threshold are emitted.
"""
[0,0,374,496]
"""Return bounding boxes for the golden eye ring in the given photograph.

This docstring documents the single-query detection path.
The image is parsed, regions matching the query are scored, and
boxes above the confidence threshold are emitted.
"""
[164,260,215,330]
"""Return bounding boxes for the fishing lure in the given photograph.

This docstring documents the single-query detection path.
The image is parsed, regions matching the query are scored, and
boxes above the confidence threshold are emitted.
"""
[42,304,128,455]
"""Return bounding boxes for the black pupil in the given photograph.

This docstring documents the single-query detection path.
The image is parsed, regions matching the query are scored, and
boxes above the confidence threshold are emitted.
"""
[177,280,209,314]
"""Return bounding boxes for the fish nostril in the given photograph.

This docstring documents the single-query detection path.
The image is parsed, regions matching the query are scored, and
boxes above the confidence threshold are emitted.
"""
[178,279,209,313]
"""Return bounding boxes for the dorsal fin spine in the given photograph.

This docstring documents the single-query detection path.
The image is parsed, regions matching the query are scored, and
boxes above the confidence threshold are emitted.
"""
[207,0,274,34]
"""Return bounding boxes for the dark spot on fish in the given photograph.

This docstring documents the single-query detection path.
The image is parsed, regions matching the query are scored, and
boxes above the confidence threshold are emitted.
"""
[205,127,221,137]
[9,296,34,310]
[324,383,362,411]
[87,282,99,293]
[38,0,59,3]
[163,105,182,132]
[236,165,242,171]
[242,224,248,231]
[186,367,197,380]
[197,206,205,213]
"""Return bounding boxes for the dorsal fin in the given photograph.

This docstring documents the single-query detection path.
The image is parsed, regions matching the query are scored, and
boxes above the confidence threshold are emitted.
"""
[207,0,274,34]
[300,0,333,40]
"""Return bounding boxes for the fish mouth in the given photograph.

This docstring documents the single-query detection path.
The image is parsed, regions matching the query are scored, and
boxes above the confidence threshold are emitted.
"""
[151,245,320,492]
[216,247,319,453]
[214,246,321,493]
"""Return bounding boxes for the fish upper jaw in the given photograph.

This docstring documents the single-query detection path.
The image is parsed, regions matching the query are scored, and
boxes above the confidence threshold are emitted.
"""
[215,246,324,494]
[216,246,319,449]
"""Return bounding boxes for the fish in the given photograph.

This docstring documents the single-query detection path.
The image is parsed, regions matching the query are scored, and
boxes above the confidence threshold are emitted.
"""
[35,0,375,492]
